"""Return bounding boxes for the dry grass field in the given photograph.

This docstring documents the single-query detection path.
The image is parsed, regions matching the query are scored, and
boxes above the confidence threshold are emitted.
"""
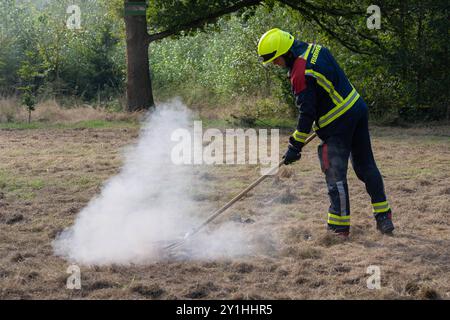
[0,121,449,299]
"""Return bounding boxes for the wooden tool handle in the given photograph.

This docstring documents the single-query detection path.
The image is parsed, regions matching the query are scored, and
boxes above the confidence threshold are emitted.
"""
[189,132,318,236]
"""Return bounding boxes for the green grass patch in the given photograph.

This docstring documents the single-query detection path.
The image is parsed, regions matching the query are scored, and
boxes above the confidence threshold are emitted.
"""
[198,118,230,128]
[199,116,296,129]
[0,169,103,196]
[0,170,45,199]
[69,120,138,129]
[0,116,296,131]
[252,118,297,129]
[0,122,44,130]
[384,167,436,178]
[28,179,45,190]
[17,191,36,200]
[76,176,98,187]
[0,119,139,130]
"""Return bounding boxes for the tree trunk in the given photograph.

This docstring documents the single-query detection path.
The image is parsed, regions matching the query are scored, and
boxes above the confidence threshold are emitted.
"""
[124,0,154,111]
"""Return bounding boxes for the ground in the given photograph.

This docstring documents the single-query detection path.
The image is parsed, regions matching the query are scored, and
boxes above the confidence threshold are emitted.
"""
[0,123,449,299]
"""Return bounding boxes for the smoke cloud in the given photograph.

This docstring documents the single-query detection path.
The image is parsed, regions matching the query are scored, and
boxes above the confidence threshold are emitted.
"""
[53,100,252,265]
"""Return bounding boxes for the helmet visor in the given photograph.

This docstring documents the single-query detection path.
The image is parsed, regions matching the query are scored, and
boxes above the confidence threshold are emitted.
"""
[259,50,277,63]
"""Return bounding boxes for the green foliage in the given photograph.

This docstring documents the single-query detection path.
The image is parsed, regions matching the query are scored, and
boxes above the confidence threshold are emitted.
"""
[0,0,125,102]
[21,91,36,112]
[19,86,37,123]
[150,3,320,112]
[277,0,449,121]
[0,0,448,122]
[147,0,251,32]
[60,21,124,100]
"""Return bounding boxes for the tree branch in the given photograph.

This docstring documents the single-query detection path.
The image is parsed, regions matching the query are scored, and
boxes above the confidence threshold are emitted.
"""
[278,0,373,55]
[336,18,384,52]
[297,0,365,17]
[147,0,262,43]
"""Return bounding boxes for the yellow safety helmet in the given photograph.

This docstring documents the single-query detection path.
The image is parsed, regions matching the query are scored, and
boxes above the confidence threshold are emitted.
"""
[257,28,295,65]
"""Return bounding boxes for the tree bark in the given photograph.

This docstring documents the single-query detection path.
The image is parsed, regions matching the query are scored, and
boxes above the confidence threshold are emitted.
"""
[123,0,262,111]
[124,0,154,111]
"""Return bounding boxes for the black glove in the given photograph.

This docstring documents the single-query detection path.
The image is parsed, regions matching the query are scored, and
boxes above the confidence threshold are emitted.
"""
[283,136,303,165]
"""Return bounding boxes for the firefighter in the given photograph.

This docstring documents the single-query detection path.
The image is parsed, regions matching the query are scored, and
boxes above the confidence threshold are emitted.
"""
[257,28,394,236]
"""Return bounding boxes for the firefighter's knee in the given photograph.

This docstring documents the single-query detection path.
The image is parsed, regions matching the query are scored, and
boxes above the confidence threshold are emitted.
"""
[353,164,366,182]
[354,163,379,183]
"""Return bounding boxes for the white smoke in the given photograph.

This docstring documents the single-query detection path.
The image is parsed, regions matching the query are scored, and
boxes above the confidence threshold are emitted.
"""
[53,100,252,265]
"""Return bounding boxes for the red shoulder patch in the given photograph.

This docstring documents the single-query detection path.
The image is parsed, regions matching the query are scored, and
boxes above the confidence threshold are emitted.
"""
[290,58,306,95]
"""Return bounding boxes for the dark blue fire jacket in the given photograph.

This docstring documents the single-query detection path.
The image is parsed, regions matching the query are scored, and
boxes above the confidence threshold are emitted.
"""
[288,40,365,146]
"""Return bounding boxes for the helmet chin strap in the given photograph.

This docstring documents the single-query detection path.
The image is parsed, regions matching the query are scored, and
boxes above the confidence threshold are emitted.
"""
[283,51,296,70]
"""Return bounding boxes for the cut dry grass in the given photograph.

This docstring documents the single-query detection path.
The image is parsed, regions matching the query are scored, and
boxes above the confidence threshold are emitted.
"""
[0,123,449,299]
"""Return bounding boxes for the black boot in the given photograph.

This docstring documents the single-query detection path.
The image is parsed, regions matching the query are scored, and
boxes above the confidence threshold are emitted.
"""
[327,225,350,238]
[375,212,394,235]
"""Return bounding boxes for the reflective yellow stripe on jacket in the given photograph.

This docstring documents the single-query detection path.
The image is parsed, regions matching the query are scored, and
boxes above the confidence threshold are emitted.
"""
[317,87,360,128]
[301,43,313,61]
[292,130,309,143]
[302,44,361,130]
[305,69,344,106]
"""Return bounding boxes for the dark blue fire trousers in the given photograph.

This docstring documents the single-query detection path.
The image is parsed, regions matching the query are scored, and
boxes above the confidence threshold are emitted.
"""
[316,99,392,233]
